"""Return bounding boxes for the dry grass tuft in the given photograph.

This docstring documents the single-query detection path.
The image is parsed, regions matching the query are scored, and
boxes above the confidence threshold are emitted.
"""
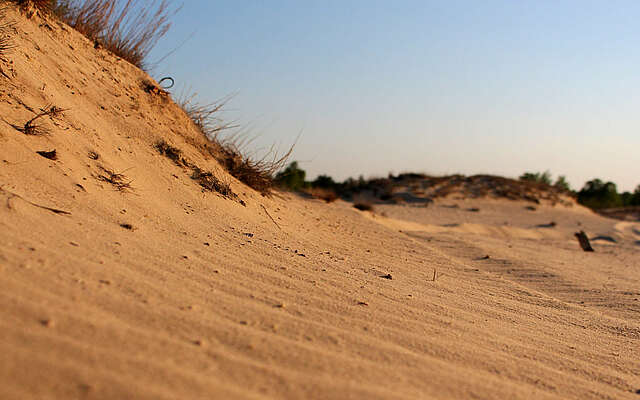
[15,104,65,135]
[48,0,175,69]
[96,166,133,191]
[190,167,235,198]
[177,91,294,195]
[215,142,292,196]
[153,141,241,202]
[154,140,186,166]
[0,6,14,55]
[14,0,51,9]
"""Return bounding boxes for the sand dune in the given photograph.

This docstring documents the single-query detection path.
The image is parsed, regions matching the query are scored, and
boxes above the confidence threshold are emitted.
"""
[1,6,639,399]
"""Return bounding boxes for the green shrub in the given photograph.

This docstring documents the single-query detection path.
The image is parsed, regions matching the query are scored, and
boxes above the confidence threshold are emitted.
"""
[312,174,336,189]
[553,175,571,192]
[519,171,552,185]
[621,185,640,206]
[275,161,308,191]
[577,179,622,209]
[633,186,640,206]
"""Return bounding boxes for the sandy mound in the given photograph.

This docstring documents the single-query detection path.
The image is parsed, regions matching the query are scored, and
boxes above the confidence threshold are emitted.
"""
[1,6,639,399]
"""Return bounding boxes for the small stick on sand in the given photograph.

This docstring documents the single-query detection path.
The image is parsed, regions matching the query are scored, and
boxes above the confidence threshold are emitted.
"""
[261,204,281,230]
[1,187,71,215]
[574,231,594,252]
[432,268,438,282]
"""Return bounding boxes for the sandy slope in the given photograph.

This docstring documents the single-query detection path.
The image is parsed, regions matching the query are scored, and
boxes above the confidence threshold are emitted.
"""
[1,6,639,399]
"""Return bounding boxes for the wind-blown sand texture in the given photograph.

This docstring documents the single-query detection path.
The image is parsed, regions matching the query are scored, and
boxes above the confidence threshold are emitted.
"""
[1,6,639,399]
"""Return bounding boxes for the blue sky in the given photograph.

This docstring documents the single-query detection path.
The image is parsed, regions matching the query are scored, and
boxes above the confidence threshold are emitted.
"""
[150,1,639,191]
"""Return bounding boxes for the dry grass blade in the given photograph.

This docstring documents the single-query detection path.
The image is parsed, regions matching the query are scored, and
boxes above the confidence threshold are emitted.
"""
[96,166,133,191]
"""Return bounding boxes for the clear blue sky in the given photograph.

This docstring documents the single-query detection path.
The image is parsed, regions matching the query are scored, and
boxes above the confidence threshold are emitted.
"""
[150,0,639,192]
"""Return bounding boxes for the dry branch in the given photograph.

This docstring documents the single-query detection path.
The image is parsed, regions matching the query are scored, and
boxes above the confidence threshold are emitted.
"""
[15,105,65,135]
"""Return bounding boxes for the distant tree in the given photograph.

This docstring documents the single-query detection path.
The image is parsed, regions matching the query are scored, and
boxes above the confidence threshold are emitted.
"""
[274,161,308,191]
[553,175,571,192]
[577,179,622,209]
[519,171,552,185]
[632,185,640,206]
[621,191,633,206]
[312,174,336,189]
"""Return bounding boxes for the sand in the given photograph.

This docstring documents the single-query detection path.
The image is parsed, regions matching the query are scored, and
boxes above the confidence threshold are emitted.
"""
[1,6,639,399]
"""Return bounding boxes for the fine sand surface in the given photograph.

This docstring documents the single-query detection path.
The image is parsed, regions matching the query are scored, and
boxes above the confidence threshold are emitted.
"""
[1,7,639,399]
